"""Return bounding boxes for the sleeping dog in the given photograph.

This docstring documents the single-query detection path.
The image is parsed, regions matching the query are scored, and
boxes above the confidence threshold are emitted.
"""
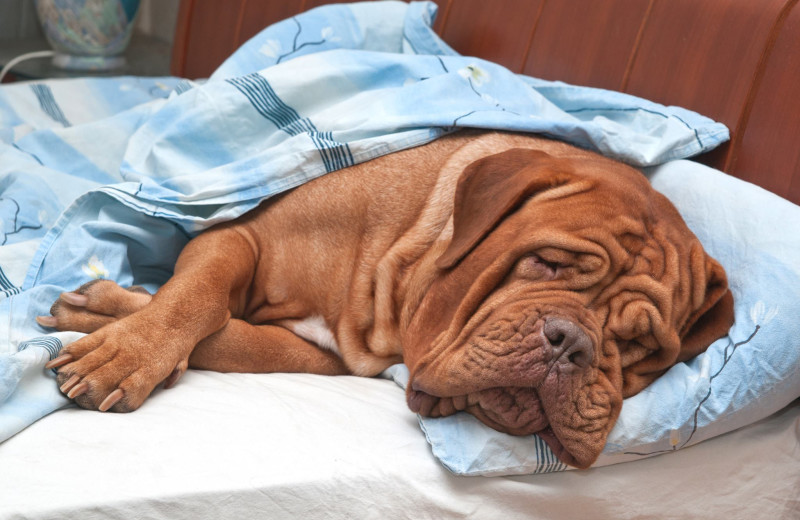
[39,131,734,468]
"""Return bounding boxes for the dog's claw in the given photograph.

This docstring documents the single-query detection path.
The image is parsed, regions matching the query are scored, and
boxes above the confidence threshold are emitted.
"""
[67,381,89,399]
[36,316,58,328]
[60,292,89,306]
[98,389,124,412]
[45,354,74,369]
[59,374,81,393]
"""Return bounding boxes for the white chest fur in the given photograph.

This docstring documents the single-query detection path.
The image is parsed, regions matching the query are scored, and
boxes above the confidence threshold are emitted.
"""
[285,315,341,357]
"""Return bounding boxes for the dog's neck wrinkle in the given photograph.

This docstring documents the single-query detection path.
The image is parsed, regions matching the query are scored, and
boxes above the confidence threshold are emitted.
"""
[228,225,262,316]
[362,137,502,363]
[339,144,468,370]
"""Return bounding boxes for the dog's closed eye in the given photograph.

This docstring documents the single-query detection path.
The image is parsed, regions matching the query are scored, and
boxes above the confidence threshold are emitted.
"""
[514,254,562,280]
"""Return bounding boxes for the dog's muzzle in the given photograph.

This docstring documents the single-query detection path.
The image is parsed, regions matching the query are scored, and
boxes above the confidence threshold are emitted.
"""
[407,311,619,469]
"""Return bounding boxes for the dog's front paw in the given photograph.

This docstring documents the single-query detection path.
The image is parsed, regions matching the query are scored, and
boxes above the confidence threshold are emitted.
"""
[44,314,190,412]
[37,279,153,334]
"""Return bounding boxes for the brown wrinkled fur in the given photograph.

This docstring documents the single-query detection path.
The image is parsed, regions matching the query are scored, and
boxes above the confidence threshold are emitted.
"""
[41,131,734,468]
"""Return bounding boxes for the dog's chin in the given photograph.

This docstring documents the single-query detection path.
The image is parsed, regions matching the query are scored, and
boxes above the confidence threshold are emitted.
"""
[406,386,593,469]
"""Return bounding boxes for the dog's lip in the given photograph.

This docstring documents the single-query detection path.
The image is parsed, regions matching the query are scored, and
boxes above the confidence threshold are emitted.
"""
[407,384,594,469]
[407,384,547,432]
[406,386,442,416]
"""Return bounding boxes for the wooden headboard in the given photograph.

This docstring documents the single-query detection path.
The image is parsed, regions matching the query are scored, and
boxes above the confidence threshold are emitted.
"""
[171,0,800,206]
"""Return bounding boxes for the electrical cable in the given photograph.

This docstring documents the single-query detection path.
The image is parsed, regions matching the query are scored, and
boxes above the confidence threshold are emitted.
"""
[0,50,56,83]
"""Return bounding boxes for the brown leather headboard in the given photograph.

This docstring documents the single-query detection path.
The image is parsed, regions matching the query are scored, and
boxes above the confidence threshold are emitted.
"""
[171,0,800,206]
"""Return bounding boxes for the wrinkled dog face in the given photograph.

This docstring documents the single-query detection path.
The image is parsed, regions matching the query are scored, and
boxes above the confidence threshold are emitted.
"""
[404,148,734,469]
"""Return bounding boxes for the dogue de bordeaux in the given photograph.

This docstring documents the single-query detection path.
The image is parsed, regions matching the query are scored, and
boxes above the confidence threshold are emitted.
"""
[39,131,734,468]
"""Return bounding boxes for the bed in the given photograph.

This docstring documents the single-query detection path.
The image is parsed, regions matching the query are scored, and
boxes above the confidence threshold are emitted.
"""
[1,1,799,518]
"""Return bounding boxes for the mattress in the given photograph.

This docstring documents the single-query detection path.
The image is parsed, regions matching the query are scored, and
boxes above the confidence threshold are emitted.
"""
[1,366,798,520]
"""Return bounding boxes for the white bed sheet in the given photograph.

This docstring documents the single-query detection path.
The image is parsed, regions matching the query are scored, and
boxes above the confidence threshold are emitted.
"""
[1,365,798,520]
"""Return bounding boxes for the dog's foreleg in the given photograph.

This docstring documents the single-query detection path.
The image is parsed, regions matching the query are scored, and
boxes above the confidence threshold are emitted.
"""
[44,225,258,412]
[43,282,350,377]
[189,320,350,376]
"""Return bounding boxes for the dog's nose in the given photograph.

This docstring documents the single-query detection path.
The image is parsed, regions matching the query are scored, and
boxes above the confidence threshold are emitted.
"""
[543,317,594,369]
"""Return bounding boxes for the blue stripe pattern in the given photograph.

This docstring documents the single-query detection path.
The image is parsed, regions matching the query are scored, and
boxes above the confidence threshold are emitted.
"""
[0,265,20,298]
[533,435,568,473]
[18,336,64,361]
[173,80,195,95]
[226,73,353,173]
[29,84,71,127]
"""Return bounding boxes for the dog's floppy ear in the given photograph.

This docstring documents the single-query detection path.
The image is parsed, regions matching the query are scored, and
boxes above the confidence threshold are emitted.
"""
[436,148,573,269]
[677,253,734,362]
